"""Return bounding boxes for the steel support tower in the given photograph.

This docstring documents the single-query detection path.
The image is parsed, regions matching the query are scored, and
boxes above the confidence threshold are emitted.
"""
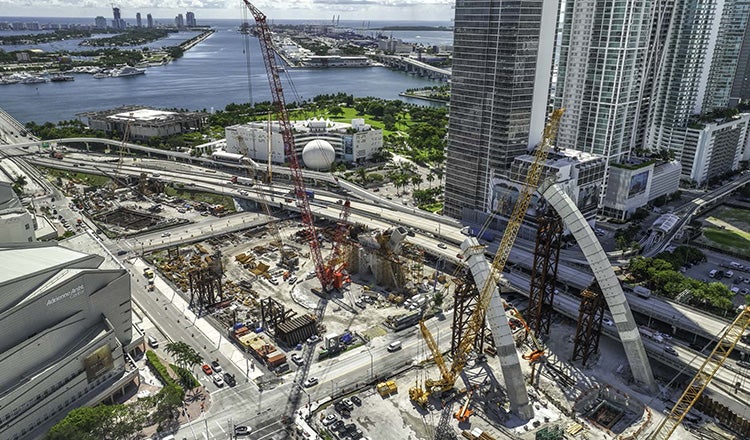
[571,283,605,366]
[526,208,563,336]
[450,276,489,357]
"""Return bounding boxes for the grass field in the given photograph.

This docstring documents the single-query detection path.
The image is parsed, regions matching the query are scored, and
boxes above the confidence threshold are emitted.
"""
[699,206,750,255]
[43,167,111,187]
[289,106,411,136]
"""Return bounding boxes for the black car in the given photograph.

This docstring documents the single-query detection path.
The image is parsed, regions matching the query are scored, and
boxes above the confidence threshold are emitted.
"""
[223,372,236,387]
[351,395,362,406]
[331,420,345,431]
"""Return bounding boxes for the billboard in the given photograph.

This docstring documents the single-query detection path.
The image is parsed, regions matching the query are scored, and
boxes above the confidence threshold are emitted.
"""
[489,179,544,217]
[628,170,649,197]
[83,344,115,382]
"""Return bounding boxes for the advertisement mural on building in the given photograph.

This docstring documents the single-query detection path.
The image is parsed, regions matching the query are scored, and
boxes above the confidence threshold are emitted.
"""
[628,170,650,197]
[489,179,544,217]
[83,344,114,382]
[578,183,601,213]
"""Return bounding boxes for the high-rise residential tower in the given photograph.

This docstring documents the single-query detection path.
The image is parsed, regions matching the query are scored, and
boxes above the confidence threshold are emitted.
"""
[444,0,559,220]
[186,11,196,27]
[112,7,125,30]
[94,16,107,29]
[703,0,750,110]
[147,13,153,28]
[553,0,653,183]
[136,12,142,28]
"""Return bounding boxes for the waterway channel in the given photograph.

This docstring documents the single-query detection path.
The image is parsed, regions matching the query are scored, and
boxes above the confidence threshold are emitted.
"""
[0,20,447,124]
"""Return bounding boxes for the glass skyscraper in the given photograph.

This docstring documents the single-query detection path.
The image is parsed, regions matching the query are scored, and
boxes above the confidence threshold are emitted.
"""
[444,0,558,219]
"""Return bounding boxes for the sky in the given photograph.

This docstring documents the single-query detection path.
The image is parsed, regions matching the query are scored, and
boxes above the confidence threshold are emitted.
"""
[0,0,456,22]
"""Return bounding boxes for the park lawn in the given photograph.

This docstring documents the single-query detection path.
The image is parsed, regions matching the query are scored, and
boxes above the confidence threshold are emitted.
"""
[715,206,750,228]
[290,106,412,136]
[702,227,750,255]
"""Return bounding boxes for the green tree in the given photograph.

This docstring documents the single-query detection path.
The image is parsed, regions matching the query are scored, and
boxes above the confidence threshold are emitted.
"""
[426,172,435,188]
[164,341,203,371]
[411,174,423,189]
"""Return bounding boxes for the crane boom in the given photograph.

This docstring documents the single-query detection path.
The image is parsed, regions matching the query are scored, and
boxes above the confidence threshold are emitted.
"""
[420,109,564,393]
[450,108,564,379]
[648,306,750,440]
[243,1,327,287]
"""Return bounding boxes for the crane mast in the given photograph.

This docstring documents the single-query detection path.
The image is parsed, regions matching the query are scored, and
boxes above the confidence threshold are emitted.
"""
[243,0,327,287]
[648,306,750,440]
[421,109,564,393]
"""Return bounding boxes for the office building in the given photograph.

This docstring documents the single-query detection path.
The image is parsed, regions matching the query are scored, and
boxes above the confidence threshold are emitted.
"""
[0,243,139,440]
[680,113,750,184]
[175,14,185,29]
[136,12,142,28]
[186,11,196,27]
[486,148,606,232]
[444,0,559,219]
[147,13,153,28]
[554,0,653,197]
[704,0,750,111]
[94,16,107,29]
[601,159,681,220]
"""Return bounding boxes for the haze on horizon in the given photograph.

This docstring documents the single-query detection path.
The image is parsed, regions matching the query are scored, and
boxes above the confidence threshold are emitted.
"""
[0,0,455,23]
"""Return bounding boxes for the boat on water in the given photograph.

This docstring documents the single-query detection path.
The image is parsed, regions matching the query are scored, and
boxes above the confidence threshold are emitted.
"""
[111,66,145,77]
[20,75,48,84]
[93,72,109,79]
[0,77,20,85]
[50,74,74,82]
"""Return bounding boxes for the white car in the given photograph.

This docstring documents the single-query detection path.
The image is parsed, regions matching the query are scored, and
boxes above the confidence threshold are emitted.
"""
[322,414,337,426]
[291,353,304,366]
[303,377,318,387]
[307,335,320,345]
[161,232,171,237]
[213,374,225,387]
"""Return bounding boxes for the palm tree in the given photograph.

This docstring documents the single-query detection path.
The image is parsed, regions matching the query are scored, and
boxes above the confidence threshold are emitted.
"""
[164,341,203,372]
[426,172,435,188]
[411,174,423,189]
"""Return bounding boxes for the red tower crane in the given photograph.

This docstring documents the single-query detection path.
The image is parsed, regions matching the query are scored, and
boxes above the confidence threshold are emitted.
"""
[242,0,340,290]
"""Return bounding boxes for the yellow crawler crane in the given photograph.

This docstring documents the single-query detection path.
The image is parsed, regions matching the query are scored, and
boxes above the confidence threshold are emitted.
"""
[415,109,564,398]
[648,306,750,440]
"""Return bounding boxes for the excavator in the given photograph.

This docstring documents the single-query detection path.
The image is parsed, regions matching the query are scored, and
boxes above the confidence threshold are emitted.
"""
[454,388,474,422]
[410,108,564,405]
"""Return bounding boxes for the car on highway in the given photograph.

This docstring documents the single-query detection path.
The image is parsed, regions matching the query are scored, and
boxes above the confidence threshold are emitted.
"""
[291,353,304,366]
[213,374,224,387]
[437,243,447,249]
[303,377,319,387]
[234,425,251,436]
[602,318,614,326]
[664,345,678,356]
[161,232,171,237]
[211,360,222,372]
[201,364,213,375]
[117,250,127,256]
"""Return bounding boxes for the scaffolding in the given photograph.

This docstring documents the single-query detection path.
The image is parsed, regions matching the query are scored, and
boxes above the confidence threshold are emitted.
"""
[526,208,563,336]
[571,283,605,366]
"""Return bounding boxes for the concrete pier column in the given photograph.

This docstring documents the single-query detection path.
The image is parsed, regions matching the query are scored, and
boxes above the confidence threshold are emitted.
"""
[462,239,534,420]
[540,179,657,393]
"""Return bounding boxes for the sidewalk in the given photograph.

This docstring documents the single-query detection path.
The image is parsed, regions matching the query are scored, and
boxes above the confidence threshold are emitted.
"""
[132,258,265,384]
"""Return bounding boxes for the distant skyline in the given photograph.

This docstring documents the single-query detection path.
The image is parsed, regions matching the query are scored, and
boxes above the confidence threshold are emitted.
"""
[0,0,455,22]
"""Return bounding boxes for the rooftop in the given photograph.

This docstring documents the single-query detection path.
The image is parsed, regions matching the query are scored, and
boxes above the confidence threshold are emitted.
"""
[0,244,100,287]
[108,108,177,122]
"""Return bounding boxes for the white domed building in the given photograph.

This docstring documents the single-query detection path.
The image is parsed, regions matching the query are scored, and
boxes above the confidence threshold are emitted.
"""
[302,139,336,170]
[224,117,383,169]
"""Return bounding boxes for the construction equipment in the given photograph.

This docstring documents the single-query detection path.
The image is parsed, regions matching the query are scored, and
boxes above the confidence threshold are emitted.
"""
[323,198,352,289]
[418,108,564,395]
[454,388,474,422]
[242,0,352,291]
[648,306,750,440]
[243,0,329,288]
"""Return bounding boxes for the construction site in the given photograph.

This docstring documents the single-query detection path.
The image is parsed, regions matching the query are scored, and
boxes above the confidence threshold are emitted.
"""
[22,2,750,439]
